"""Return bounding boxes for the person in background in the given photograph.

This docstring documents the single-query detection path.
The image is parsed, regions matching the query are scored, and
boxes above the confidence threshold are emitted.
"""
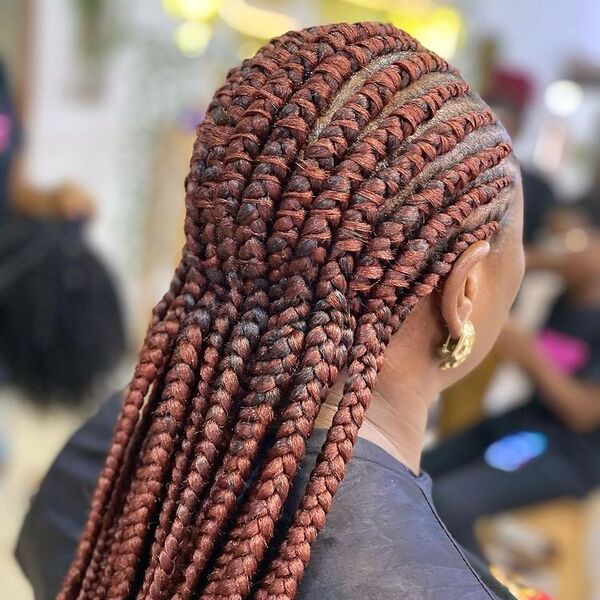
[0,58,125,403]
[484,68,557,244]
[424,195,600,556]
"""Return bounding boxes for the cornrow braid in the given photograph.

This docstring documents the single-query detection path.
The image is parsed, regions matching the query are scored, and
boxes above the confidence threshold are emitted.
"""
[142,27,435,600]
[159,48,461,600]
[200,140,510,600]
[254,219,501,600]
[94,35,314,596]
[60,22,519,600]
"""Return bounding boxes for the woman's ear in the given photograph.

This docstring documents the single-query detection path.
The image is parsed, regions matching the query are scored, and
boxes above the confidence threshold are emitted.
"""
[441,240,491,339]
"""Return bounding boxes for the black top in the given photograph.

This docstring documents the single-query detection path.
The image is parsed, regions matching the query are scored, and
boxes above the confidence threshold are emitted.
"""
[520,168,556,244]
[16,393,514,600]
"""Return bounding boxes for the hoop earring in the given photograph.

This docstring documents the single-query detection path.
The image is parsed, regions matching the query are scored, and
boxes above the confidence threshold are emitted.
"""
[439,320,475,370]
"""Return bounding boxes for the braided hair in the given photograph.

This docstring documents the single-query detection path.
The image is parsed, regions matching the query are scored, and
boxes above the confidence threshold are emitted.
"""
[59,22,518,600]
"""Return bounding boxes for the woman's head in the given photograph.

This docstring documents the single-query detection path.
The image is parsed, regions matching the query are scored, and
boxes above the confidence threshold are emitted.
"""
[60,22,523,600]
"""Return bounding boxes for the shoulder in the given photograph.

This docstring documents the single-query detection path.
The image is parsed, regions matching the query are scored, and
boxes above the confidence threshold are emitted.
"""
[294,447,499,600]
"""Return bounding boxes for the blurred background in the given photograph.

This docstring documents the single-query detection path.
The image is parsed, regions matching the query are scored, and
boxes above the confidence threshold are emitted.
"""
[2,1,600,598]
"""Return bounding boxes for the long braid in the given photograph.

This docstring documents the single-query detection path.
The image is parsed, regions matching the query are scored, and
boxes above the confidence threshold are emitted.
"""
[197,176,505,591]
[96,28,337,597]
[103,24,412,599]
[254,221,501,600]
[77,65,250,600]
[59,23,520,600]
[134,24,412,600]
[60,187,191,600]
[84,257,223,598]
[71,39,278,598]
[201,138,511,600]
[169,62,475,600]
[252,185,508,599]
[145,27,430,600]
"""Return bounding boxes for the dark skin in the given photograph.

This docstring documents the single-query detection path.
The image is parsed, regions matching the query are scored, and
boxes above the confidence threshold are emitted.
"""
[317,183,526,474]
[497,206,600,433]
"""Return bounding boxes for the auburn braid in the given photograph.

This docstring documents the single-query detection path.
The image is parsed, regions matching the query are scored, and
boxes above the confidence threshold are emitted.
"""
[75,60,252,600]
[143,25,427,600]
[166,58,466,595]
[162,50,457,600]
[66,30,300,598]
[200,131,510,600]
[97,27,335,596]
[59,22,519,600]
[254,221,501,600]
[102,24,420,599]
[126,23,418,600]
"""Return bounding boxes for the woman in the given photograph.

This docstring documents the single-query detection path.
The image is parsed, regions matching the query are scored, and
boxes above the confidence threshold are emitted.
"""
[18,23,525,599]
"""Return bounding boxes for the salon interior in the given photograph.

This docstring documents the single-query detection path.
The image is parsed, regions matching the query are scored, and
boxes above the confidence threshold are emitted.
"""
[2,1,600,599]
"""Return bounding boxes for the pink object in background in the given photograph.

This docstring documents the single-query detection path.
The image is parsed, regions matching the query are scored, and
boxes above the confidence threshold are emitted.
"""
[0,113,12,152]
[536,329,590,374]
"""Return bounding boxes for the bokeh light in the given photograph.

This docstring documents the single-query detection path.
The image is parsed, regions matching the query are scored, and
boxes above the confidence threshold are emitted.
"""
[545,79,584,117]
[389,6,463,59]
[173,21,212,57]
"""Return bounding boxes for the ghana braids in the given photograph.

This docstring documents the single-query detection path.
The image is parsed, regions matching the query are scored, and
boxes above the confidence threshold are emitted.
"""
[59,22,518,600]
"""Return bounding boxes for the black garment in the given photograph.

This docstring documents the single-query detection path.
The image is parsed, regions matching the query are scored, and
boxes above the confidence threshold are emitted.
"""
[17,393,514,600]
[424,295,600,554]
[521,168,557,245]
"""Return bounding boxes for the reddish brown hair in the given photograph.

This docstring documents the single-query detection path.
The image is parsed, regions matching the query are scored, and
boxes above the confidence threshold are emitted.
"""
[59,22,517,600]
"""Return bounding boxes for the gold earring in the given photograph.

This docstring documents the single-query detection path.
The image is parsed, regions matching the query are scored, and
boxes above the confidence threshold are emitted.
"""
[439,320,475,370]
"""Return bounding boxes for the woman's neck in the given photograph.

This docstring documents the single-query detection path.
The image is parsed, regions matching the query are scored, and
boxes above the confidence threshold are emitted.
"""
[315,375,435,476]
